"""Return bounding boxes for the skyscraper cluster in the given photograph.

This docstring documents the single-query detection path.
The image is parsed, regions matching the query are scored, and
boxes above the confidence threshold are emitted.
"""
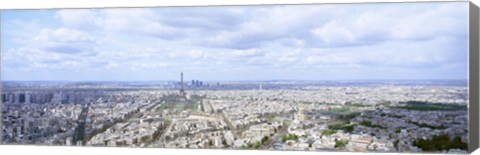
[191,80,203,88]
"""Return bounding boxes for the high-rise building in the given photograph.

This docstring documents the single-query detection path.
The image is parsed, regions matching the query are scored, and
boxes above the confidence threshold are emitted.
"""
[18,93,25,103]
[7,93,15,104]
[52,92,62,104]
[1,94,6,103]
[189,80,202,88]
[25,93,31,104]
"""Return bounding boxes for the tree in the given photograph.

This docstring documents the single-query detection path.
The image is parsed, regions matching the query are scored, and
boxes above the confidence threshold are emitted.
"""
[253,141,262,149]
[335,139,349,148]
[413,134,467,151]
[261,136,269,144]
[321,129,336,136]
[281,134,299,142]
[241,145,247,149]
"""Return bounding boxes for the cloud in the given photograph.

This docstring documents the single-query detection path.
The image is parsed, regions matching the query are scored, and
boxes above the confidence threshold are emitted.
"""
[128,62,170,70]
[312,21,357,46]
[154,7,247,31]
[51,6,337,49]
[32,28,98,54]
[310,3,468,46]
[1,3,470,80]
[299,36,467,71]
[49,3,468,50]
[56,10,104,30]
[231,49,261,57]
[191,5,337,49]
[2,47,87,71]
[186,50,206,59]
[34,28,95,43]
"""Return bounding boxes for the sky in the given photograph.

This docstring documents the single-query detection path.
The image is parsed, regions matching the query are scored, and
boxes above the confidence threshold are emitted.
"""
[0,2,470,81]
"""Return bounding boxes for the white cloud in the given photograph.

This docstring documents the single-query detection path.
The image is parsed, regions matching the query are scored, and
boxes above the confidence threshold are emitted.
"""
[56,10,104,30]
[34,28,95,43]
[186,50,205,59]
[130,62,170,70]
[310,3,468,46]
[231,49,260,57]
[312,21,356,45]
[2,47,90,71]
[31,28,98,54]
[305,53,356,65]
[1,3,469,80]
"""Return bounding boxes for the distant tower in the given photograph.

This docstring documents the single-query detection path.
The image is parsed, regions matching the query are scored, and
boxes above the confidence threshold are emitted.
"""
[180,72,186,97]
[259,84,263,90]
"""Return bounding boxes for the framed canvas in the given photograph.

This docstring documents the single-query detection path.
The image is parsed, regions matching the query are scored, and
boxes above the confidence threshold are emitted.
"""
[1,1,479,154]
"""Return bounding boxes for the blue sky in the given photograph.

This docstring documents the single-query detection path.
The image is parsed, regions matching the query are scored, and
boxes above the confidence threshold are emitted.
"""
[0,2,469,81]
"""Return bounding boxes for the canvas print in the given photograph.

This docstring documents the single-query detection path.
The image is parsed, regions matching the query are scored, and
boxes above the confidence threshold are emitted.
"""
[0,2,471,154]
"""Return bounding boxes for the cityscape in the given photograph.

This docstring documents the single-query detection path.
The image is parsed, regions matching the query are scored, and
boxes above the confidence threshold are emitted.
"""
[1,73,469,153]
[0,2,470,154]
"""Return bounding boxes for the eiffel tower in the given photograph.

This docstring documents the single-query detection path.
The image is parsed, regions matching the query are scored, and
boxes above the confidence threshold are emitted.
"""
[179,72,187,99]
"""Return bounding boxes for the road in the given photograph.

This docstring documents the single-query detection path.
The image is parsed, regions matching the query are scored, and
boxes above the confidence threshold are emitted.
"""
[151,119,174,147]
[72,103,90,145]
[261,121,291,149]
